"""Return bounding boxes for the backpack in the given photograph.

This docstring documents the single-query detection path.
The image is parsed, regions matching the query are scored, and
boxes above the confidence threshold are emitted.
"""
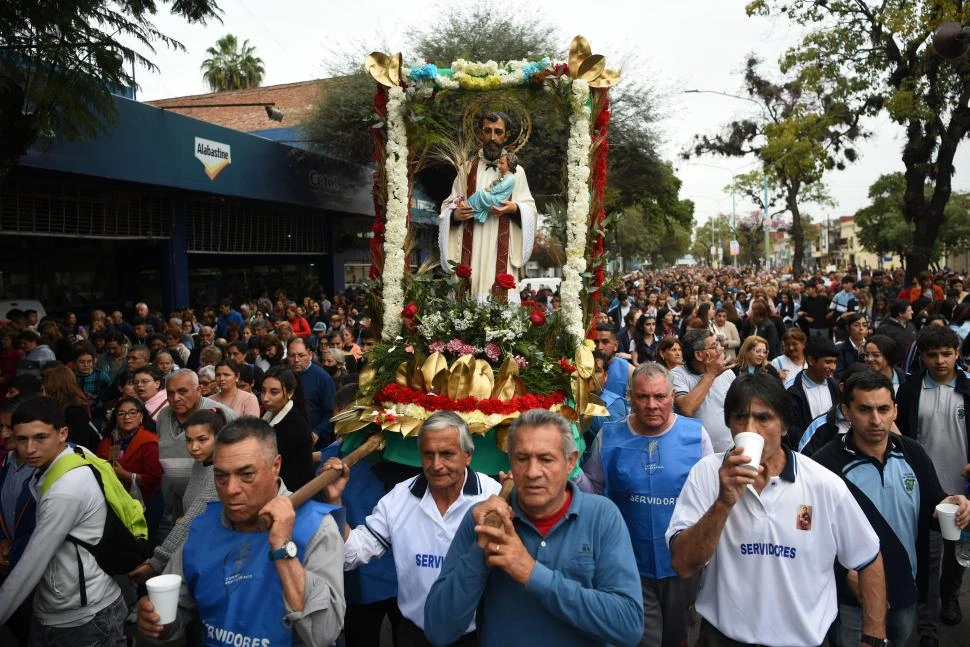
[39,445,151,605]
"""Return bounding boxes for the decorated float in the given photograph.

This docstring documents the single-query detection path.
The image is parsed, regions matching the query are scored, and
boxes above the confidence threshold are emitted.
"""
[335,36,619,474]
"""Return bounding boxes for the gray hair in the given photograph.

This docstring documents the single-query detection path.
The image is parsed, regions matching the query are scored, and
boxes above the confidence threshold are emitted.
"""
[198,365,216,381]
[630,361,673,396]
[682,328,713,354]
[419,411,475,455]
[507,409,576,458]
[216,416,278,464]
[168,367,199,386]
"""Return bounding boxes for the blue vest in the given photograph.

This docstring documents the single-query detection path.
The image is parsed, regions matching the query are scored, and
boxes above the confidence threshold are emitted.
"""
[183,499,338,646]
[600,416,703,579]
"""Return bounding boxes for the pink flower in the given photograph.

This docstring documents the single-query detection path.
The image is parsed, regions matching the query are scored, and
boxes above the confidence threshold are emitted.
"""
[405,345,414,354]
[514,355,529,369]
[446,339,476,355]
[484,343,501,361]
[428,341,446,353]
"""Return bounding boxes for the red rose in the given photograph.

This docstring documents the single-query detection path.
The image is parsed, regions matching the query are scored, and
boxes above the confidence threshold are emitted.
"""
[402,303,419,319]
[494,273,517,290]
[559,358,577,374]
[372,219,386,235]
[530,310,547,326]
[368,265,380,280]
[455,264,472,279]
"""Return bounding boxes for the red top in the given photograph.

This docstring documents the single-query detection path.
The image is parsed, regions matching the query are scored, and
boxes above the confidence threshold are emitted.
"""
[289,316,312,338]
[96,427,163,500]
[523,489,573,537]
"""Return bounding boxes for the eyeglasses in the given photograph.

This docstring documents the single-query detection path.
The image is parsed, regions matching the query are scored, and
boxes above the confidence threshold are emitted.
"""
[116,409,141,418]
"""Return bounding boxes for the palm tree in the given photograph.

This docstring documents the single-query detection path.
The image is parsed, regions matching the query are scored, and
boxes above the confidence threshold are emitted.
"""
[200,34,265,92]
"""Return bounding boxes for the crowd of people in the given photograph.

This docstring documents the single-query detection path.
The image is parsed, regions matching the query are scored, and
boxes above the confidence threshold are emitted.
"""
[0,264,968,646]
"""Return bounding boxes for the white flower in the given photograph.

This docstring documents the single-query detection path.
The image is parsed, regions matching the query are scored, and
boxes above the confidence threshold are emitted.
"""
[561,79,592,344]
[380,86,409,340]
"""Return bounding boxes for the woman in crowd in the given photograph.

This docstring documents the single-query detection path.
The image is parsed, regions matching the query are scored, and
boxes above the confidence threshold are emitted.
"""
[775,290,796,328]
[657,336,684,371]
[657,308,677,338]
[72,344,111,412]
[871,294,891,330]
[287,303,312,338]
[97,396,163,539]
[42,364,99,450]
[259,335,284,370]
[835,313,869,378]
[733,335,781,380]
[321,348,347,383]
[771,328,808,387]
[713,308,741,364]
[863,334,904,393]
[164,326,190,365]
[197,365,218,397]
[341,327,363,373]
[211,359,260,416]
[129,408,226,585]
[631,314,659,365]
[261,366,314,491]
[742,299,781,359]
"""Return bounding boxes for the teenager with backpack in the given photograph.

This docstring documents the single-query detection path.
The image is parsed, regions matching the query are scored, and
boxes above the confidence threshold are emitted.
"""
[0,395,146,645]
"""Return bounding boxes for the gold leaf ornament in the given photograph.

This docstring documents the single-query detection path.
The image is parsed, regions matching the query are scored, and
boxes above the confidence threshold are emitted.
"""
[567,36,620,88]
[365,52,402,87]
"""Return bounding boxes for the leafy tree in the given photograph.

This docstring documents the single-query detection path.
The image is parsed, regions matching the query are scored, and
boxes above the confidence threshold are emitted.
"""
[0,0,222,176]
[302,3,681,243]
[746,0,970,282]
[855,172,970,266]
[201,34,265,92]
[686,56,860,276]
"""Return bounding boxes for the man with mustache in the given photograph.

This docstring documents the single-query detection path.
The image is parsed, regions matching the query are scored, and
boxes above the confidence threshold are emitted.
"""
[438,111,538,300]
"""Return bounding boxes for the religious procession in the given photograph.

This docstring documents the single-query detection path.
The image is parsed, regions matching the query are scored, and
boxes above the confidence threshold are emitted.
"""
[3,2,970,647]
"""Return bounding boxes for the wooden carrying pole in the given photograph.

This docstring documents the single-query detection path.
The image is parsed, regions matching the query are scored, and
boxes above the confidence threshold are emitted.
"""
[258,432,386,531]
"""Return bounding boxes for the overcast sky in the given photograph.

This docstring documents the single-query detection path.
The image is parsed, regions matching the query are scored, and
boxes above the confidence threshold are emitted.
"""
[135,0,970,227]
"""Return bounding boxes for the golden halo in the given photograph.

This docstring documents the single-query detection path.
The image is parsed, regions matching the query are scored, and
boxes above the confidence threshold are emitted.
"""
[460,94,532,154]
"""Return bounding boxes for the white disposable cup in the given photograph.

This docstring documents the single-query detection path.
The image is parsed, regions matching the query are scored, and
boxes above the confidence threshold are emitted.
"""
[733,432,764,471]
[146,574,182,625]
[936,503,962,541]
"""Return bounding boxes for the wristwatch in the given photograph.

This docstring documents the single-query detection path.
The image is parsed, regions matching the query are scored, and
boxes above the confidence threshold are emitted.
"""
[269,539,298,561]
[860,635,888,647]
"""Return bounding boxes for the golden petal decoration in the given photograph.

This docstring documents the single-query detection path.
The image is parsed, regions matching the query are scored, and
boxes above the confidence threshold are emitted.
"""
[448,355,476,400]
[365,52,394,87]
[386,416,422,438]
[471,359,495,400]
[358,366,376,391]
[589,68,621,88]
[491,357,519,402]
[395,362,410,387]
[574,344,595,380]
[421,352,450,394]
[566,35,621,88]
[409,352,428,392]
[577,55,606,82]
[388,53,402,86]
[568,36,592,78]
[494,424,511,453]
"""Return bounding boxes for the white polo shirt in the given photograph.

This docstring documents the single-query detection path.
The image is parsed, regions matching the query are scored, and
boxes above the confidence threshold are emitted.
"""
[344,469,501,629]
[666,450,879,647]
[671,366,736,452]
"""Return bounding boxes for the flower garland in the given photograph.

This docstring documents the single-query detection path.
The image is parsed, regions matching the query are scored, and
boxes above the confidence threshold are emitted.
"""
[380,85,409,341]
[561,79,592,343]
[374,383,565,416]
[403,58,553,91]
[588,90,610,312]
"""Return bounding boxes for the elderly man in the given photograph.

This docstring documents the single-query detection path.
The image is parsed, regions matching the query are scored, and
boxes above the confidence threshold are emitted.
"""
[667,373,888,647]
[438,111,538,300]
[671,328,736,452]
[322,411,501,646]
[287,337,336,445]
[137,417,345,646]
[425,409,643,647]
[578,362,713,647]
[813,371,970,646]
[156,369,235,520]
[187,326,216,370]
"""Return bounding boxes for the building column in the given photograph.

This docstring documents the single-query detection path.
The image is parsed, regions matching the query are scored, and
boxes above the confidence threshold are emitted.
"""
[161,199,190,313]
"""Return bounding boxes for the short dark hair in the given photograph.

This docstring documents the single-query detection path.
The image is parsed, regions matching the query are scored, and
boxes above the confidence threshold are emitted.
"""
[889,299,911,318]
[184,407,229,434]
[480,111,512,132]
[916,325,960,352]
[805,337,838,360]
[723,373,793,428]
[594,323,616,339]
[842,274,855,285]
[11,395,65,429]
[132,365,161,381]
[682,328,714,354]
[216,415,278,459]
[843,371,895,406]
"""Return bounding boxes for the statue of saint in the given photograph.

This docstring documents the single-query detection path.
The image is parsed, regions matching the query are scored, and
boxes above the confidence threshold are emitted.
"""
[438,111,537,300]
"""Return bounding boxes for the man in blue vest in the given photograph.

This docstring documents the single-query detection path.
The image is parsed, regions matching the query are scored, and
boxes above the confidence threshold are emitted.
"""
[136,416,345,646]
[578,362,713,647]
